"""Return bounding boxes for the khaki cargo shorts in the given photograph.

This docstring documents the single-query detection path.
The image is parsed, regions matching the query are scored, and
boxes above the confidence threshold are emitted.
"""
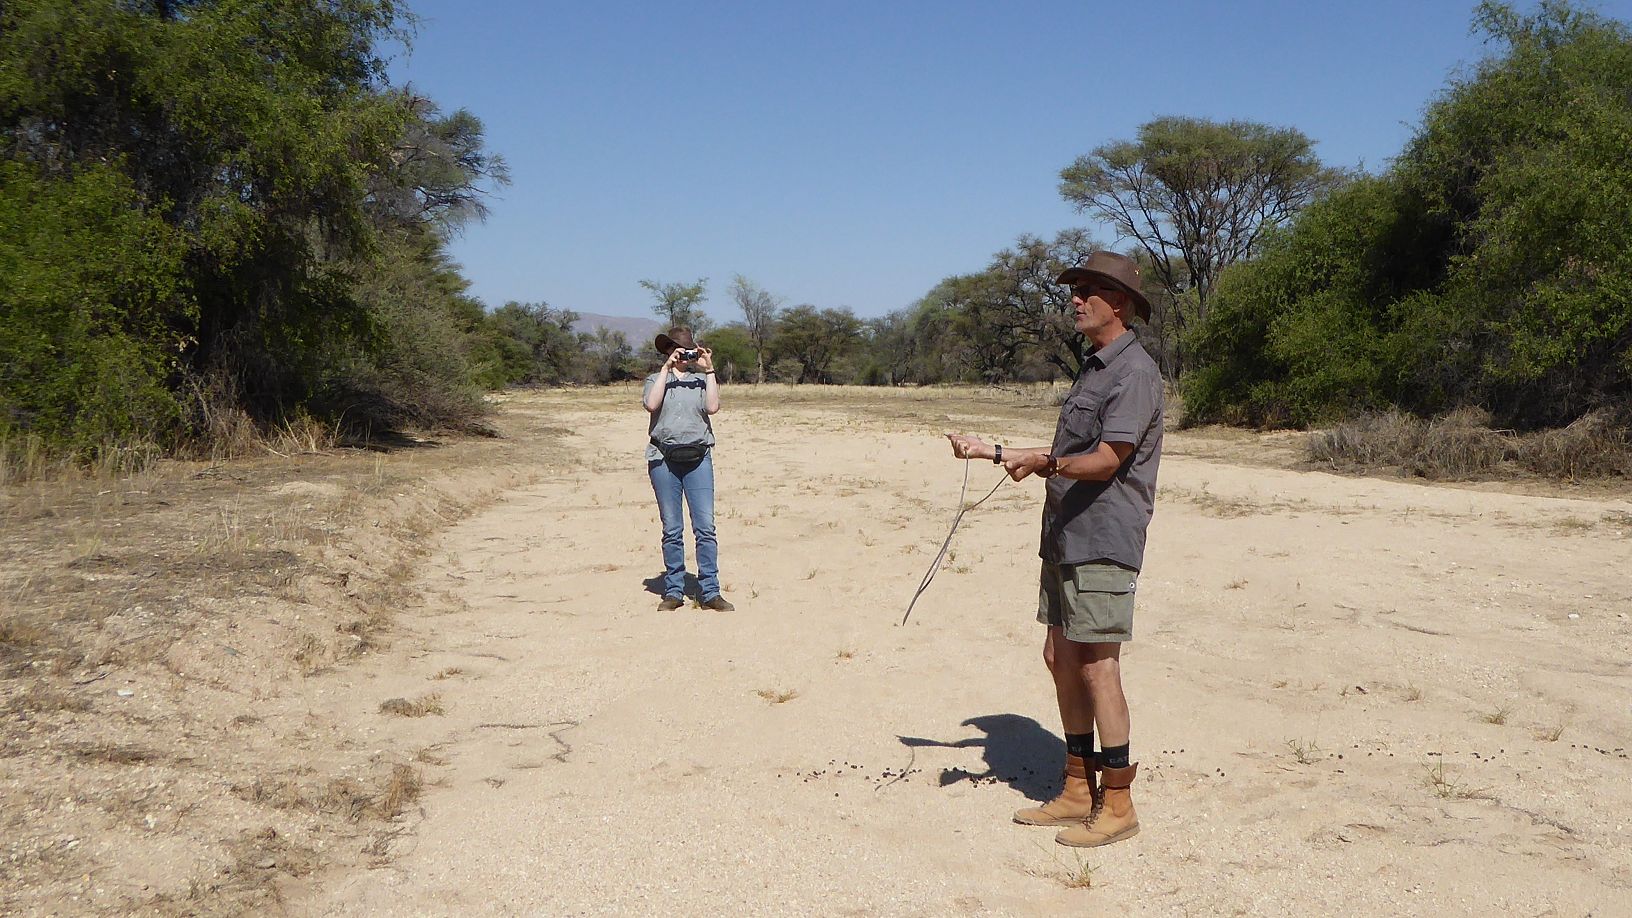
[1038,561,1138,643]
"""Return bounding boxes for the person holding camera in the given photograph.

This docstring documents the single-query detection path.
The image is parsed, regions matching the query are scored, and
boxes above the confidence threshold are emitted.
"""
[643,326,734,612]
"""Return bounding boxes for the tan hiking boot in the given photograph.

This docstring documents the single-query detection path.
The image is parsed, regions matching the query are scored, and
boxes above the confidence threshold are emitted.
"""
[1056,763,1139,847]
[1013,754,1099,826]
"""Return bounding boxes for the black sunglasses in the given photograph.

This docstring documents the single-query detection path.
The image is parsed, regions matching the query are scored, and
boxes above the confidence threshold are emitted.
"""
[1071,283,1118,299]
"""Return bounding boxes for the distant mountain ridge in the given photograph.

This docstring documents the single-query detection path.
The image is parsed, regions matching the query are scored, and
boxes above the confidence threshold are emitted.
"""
[570,312,663,348]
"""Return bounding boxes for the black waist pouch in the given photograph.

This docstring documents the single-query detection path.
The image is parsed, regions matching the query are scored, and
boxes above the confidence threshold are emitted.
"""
[652,438,709,464]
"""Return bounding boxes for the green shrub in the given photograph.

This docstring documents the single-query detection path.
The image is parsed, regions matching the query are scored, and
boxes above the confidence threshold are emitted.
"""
[1186,2,1632,430]
[0,162,185,455]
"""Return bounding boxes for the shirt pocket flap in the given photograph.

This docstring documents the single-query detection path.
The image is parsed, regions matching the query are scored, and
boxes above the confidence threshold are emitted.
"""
[1072,567,1138,594]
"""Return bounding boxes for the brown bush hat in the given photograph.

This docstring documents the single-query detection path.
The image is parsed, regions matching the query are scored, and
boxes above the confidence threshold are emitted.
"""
[1056,251,1151,322]
[654,326,697,354]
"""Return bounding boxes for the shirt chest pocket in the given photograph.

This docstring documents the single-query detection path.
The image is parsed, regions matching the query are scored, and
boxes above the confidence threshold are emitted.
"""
[1061,391,1106,446]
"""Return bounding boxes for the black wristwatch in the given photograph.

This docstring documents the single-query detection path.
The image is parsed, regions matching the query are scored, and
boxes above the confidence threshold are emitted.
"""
[992,445,1003,464]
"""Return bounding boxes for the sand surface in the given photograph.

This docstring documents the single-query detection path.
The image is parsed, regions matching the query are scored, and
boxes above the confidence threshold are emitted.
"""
[299,386,1632,916]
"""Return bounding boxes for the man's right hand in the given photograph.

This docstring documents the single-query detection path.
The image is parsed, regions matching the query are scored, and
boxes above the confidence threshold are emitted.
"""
[945,433,992,461]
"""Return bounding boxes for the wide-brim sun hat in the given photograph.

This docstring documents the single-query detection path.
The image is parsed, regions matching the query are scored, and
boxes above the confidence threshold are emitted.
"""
[1056,251,1152,322]
[654,326,698,354]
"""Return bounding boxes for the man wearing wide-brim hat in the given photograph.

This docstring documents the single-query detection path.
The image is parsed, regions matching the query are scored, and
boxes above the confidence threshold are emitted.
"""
[946,250,1163,848]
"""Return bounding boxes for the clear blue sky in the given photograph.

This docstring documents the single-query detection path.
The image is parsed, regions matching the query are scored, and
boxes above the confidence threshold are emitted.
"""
[386,0,1626,321]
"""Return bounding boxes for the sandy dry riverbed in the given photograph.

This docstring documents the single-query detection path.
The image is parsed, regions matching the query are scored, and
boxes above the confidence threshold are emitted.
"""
[5,384,1630,916]
[304,385,1631,916]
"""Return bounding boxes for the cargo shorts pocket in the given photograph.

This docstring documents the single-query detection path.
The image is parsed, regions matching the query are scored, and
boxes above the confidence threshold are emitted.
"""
[1064,564,1137,643]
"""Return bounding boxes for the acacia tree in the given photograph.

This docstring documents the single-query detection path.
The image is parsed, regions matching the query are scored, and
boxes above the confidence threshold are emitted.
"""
[981,228,1102,378]
[728,274,781,383]
[640,277,708,329]
[772,305,863,383]
[1059,117,1342,376]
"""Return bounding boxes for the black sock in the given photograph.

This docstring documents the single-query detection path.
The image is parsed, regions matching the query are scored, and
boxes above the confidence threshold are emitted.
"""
[1100,743,1130,769]
[1065,732,1094,760]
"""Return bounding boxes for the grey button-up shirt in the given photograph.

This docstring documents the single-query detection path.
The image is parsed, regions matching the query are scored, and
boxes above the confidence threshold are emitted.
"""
[1040,330,1164,571]
[642,372,716,462]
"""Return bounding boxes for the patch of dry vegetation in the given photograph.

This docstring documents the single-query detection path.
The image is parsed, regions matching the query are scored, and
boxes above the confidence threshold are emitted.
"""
[1310,408,1632,481]
[380,693,446,717]
[0,406,559,914]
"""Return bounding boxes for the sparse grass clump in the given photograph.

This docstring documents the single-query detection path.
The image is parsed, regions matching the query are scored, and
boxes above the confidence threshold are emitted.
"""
[5,684,91,715]
[379,694,445,717]
[1425,760,1461,798]
[755,688,799,704]
[377,764,423,818]
[1310,409,1509,479]
[1515,410,1632,479]
[0,616,50,651]
[1481,706,1511,726]
[1285,738,1322,765]
[1028,843,1096,889]
[1310,408,1632,481]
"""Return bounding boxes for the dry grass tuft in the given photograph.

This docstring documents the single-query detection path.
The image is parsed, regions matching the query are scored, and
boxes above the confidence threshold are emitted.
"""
[1311,408,1510,479]
[1424,760,1461,798]
[265,412,340,457]
[292,633,327,675]
[0,615,50,651]
[1424,760,1494,801]
[1402,683,1424,702]
[1028,842,1096,889]
[430,666,465,680]
[755,688,799,704]
[1515,409,1632,479]
[1285,738,1322,765]
[376,764,423,819]
[1536,722,1567,742]
[68,742,160,766]
[1312,407,1632,481]
[379,694,445,717]
[5,684,91,715]
[835,647,856,661]
[1481,706,1512,726]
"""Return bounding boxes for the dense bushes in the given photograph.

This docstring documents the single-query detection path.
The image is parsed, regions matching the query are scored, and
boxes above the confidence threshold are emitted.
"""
[0,0,510,461]
[0,162,185,453]
[1184,1,1632,430]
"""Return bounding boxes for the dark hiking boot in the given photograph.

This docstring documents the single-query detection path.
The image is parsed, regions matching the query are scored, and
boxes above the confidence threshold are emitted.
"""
[657,596,684,611]
[700,595,735,611]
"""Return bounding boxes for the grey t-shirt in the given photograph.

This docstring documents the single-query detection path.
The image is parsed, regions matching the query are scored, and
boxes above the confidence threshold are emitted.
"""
[642,372,716,462]
[1040,330,1164,570]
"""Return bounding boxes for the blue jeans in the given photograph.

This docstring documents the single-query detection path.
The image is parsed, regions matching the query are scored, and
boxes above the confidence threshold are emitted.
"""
[648,453,719,600]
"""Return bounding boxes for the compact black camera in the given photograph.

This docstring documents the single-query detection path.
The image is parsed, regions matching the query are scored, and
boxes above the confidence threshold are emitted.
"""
[676,348,701,361]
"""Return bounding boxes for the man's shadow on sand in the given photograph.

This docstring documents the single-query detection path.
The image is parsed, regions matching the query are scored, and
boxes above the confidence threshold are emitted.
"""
[899,714,1065,802]
[640,573,700,599]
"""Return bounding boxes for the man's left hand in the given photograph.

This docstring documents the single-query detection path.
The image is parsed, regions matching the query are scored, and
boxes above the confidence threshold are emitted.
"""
[1003,452,1051,482]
